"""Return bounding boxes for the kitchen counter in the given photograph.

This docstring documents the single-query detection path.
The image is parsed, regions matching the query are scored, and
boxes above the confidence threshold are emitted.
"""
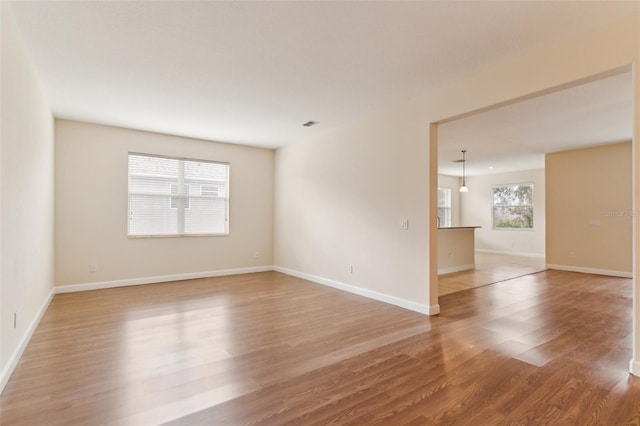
[438,226,481,275]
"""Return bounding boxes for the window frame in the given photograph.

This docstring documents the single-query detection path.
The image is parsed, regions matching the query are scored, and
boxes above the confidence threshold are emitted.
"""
[127,152,230,238]
[437,187,452,227]
[492,182,534,231]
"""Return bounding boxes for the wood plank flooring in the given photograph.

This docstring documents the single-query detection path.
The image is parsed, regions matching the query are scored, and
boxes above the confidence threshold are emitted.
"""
[438,253,547,296]
[1,270,639,425]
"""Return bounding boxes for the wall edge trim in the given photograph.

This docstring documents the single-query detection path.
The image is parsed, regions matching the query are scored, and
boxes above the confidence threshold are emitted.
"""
[273,266,435,316]
[0,288,55,395]
[55,266,273,293]
[438,264,475,275]
[546,264,632,278]
[475,249,545,259]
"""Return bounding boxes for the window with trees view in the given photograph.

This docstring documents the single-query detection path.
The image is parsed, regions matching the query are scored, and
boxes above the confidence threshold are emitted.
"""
[493,183,534,229]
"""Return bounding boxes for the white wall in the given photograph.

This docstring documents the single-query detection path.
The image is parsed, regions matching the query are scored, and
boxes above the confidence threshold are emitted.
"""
[55,120,274,287]
[274,107,430,309]
[274,12,639,326]
[437,174,461,227]
[1,3,55,390]
[461,169,545,257]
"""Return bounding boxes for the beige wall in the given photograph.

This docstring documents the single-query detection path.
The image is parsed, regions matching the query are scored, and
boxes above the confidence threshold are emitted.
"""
[1,3,55,386]
[55,120,274,286]
[274,12,638,318]
[437,174,461,227]
[546,142,632,275]
[461,169,545,257]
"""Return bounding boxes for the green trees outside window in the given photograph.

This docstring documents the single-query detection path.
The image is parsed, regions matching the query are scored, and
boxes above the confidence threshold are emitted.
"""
[493,184,533,229]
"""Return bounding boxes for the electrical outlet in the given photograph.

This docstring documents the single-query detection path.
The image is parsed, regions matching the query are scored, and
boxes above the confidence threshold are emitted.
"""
[90,264,97,273]
[253,251,261,259]
[569,251,576,258]
[348,265,353,274]
[400,219,409,230]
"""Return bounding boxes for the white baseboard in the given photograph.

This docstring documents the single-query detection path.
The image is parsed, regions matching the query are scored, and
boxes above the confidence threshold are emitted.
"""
[273,266,438,316]
[475,249,545,259]
[545,264,632,278]
[55,266,273,293]
[630,358,640,376]
[438,264,475,275]
[0,288,54,395]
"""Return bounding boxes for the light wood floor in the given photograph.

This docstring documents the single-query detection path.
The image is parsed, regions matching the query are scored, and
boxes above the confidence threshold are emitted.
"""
[1,270,638,425]
[438,253,547,296]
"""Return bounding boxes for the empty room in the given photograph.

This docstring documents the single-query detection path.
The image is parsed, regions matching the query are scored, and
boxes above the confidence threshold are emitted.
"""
[1,1,640,425]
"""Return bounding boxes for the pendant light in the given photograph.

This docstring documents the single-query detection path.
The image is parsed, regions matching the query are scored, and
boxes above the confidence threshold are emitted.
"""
[459,150,468,193]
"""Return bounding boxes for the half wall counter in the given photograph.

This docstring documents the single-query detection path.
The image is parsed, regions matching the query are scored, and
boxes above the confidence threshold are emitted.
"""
[437,226,481,275]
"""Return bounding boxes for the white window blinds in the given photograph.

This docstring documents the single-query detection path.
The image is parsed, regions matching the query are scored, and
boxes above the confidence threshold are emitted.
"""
[128,153,229,237]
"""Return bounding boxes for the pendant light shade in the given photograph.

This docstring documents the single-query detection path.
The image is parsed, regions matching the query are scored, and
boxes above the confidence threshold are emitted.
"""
[459,150,468,193]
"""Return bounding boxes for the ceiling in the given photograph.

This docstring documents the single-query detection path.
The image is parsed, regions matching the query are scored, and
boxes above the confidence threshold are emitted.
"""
[438,70,634,177]
[8,1,638,149]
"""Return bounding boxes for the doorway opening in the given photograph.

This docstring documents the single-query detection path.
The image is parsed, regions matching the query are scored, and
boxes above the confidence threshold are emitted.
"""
[431,67,634,298]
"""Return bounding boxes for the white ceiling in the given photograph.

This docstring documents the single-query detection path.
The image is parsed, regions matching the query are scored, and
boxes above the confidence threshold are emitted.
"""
[8,1,639,149]
[438,70,634,177]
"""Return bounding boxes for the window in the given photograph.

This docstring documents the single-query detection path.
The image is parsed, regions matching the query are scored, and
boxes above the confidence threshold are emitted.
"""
[201,185,219,197]
[437,188,451,227]
[170,184,190,209]
[493,183,533,229]
[128,153,229,236]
